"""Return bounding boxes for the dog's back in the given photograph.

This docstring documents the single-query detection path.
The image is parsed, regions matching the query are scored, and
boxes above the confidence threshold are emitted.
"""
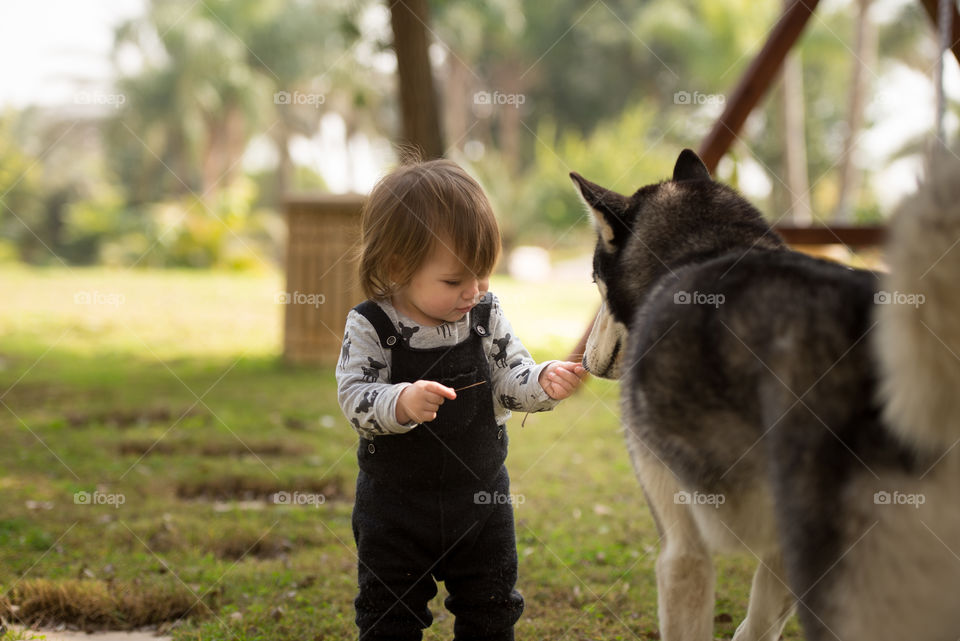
[625,247,892,487]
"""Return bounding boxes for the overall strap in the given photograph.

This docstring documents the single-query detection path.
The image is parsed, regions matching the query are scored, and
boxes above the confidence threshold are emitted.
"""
[353,300,402,349]
[469,296,493,338]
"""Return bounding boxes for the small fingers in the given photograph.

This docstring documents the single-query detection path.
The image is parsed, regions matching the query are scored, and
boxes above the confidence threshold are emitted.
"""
[551,382,575,397]
[425,381,457,400]
[422,391,447,406]
[559,361,587,377]
[549,367,581,386]
[412,409,439,423]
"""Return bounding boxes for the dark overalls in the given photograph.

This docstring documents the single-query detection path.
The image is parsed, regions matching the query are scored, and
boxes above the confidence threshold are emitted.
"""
[351,299,523,641]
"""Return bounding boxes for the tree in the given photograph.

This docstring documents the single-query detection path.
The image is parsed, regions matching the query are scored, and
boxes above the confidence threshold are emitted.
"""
[390,0,445,159]
[109,0,370,204]
[110,0,272,202]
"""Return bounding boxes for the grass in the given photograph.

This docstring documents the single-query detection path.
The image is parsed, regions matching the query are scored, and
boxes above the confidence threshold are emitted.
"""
[0,264,804,640]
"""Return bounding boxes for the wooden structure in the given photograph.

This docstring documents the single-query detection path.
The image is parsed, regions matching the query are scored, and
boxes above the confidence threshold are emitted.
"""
[699,0,960,172]
[569,0,959,362]
[283,194,365,365]
[774,224,884,247]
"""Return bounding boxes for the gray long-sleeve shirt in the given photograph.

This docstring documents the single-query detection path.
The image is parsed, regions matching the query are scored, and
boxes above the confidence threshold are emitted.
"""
[336,293,559,440]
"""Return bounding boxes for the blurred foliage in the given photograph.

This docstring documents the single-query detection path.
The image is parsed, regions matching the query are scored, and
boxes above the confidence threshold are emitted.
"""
[0,110,41,263]
[0,0,944,268]
[87,177,284,270]
[467,101,679,248]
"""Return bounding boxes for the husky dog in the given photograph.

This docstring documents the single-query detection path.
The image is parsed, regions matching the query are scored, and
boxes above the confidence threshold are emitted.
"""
[571,149,960,641]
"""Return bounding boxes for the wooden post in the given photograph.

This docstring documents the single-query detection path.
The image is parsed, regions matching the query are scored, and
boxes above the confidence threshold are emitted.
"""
[698,0,820,173]
[919,0,960,64]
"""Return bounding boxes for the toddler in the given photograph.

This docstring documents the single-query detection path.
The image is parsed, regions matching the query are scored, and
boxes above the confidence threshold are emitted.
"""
[336,158,584,640]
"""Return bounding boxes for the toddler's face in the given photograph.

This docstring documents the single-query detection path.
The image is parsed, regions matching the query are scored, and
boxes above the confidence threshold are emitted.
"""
[392,239,489,326]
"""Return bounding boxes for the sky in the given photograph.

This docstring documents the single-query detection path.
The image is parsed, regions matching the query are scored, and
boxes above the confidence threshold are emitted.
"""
[0,0,957,203]
[0,1,145,108]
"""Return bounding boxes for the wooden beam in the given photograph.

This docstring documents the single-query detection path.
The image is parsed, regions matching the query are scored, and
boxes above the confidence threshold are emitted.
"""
[774,224,886,247]
[919,0,960,64]
[698,0,821,173]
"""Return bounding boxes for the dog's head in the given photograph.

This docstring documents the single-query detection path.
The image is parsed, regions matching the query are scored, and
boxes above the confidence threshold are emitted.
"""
[571,149,780,379]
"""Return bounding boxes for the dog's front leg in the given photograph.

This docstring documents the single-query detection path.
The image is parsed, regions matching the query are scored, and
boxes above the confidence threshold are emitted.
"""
[628,431,714,641]
[656,529,715,641]
[732,552,795,641]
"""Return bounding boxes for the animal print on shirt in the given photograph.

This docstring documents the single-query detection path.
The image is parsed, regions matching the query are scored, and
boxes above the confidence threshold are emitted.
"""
[492,334,511,368]
[339,332,351,370]
[499,394,522,411]
[361,357,387,383]
[398,321,420,345]
[355,390,379,414]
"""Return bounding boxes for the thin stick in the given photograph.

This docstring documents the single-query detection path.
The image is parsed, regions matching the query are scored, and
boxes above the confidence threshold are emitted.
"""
[454,380,488,392]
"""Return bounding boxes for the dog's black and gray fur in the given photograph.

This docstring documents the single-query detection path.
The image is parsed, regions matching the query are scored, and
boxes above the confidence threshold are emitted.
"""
[572,149,960,641]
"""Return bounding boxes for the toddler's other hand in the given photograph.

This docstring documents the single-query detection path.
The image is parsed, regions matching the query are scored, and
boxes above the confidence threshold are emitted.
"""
[396,380,457,424]
[539,361,586,400]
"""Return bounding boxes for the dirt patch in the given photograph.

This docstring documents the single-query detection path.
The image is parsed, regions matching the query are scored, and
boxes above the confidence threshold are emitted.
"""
[146,520,303,560]
[117,438,307,458]
[0,578,210,631]
[66,408,207,429]
[0,381,75,407]
[174,474,345,503]
[9,628,172,641]
[211,532,294,560]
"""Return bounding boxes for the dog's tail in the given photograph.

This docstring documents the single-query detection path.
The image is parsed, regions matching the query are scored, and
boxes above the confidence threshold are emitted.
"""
[874,151,960,452]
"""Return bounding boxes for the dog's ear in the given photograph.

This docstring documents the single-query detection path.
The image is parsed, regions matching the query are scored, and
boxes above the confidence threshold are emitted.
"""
[673,149,711,182]
[570,172,631,251]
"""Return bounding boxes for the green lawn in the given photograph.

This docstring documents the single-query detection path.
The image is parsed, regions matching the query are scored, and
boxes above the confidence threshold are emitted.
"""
[0,265,803,640]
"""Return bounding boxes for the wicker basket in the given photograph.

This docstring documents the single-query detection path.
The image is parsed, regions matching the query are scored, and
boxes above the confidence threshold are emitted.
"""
[283,194,365,365]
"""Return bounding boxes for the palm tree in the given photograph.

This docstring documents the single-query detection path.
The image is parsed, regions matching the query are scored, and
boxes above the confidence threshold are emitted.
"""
[110,0,272,201]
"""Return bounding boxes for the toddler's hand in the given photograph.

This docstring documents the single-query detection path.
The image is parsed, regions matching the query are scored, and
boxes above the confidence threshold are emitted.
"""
[539,361,586,400]
[396,380,457,424]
